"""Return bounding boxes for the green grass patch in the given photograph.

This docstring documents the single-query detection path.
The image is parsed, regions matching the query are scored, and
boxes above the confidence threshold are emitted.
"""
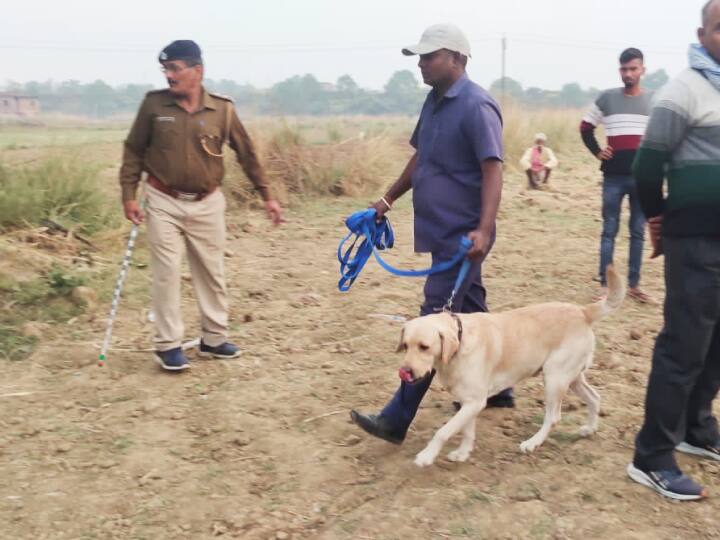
[468,489,495,504]
[0,266,88,361]
[112,437,134,452]
[549,430,584,444]
[0,157,118,234]
[0,324,37,362]
[450,525,479,537]
[0,125,127,150]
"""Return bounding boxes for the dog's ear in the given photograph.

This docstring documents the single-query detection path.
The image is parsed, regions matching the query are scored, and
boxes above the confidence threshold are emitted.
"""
[396,326,405,353]
[438,323,459,364]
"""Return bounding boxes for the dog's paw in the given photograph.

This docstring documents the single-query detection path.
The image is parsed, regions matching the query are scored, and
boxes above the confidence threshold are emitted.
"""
[414,449,436,467]
[519,439,540,453]
[577,425,596,437]
[447,448,471,463]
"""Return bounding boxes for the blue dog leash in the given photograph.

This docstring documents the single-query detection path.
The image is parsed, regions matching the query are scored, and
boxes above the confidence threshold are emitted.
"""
[443,257,472,312]
[337,208,473,303]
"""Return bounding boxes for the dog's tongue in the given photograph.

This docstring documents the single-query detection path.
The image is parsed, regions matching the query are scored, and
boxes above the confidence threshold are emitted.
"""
[398,367,414,383]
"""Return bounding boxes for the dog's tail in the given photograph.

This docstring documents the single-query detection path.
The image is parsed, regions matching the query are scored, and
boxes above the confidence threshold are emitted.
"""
[583,264,626,324]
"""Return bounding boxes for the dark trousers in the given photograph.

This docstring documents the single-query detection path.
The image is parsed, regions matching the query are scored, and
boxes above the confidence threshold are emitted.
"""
[633,236,720,471]
[380,253,502,430]
[599,174,646,287]
[526,169,550,189]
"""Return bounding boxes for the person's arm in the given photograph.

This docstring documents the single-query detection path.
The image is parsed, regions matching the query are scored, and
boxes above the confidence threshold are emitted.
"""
[580,98,613,161]
[633,81,692,257]
[544,148,558,169]
[467,159,502,259]
[370,113,424,218]
[370,153,417,218]
[634,136,667,259]
[519,147,532,171]
[466,101,504,260]
[633,148,668,221]
[228,106,284,225]
[119,96,152,224]
[633,115,687,218]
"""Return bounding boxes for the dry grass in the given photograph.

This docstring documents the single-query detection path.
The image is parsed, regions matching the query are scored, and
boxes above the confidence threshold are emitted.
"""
[224,118,410,205]
[225,109,592,206]
[502,105,589,171]
[1,109,594,213]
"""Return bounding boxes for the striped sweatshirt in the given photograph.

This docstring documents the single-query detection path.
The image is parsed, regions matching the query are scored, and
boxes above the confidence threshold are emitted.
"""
[633,68,720,237]
[580,88,653,175]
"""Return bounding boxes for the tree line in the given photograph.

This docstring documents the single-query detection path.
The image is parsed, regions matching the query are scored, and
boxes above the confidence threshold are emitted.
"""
[491,69,669,108]
[3,69,670,117]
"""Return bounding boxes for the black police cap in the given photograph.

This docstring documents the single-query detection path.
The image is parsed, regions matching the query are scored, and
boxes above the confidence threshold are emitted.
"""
[158,40,202,63]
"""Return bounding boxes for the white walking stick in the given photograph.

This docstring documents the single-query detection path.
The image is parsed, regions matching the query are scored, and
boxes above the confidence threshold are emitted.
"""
[98,222,140,366]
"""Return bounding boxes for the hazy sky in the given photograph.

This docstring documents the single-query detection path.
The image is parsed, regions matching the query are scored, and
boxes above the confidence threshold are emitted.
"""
[2,0,708,91]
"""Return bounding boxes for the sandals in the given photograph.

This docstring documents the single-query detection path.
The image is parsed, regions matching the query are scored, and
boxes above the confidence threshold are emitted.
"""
[594,286,654,304]
[628,288,654,304]
[592,287,608,302]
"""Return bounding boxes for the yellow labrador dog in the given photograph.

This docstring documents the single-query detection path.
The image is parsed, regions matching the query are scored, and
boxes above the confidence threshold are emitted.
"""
[397,265,625,467]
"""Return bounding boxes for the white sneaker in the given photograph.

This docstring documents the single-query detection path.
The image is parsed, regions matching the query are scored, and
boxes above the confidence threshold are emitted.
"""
[626,463,706,501]
[676,441,720,461]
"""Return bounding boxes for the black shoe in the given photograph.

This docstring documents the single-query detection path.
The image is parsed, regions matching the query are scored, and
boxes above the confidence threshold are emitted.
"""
[452,393,516,412]
[198,341,242,359]
[487,393,515,408]
[154,347,190,371]
[350,410,406,444]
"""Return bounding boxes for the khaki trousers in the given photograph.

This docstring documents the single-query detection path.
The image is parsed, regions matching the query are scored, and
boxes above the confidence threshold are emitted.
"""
[145,184,228,351]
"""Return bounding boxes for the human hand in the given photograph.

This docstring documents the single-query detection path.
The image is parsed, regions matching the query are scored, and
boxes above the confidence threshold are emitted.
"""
[467,229,492,260]
[369,197,392,220]
[123,200,145,225]
[596,147,614,161]
[648,215,663,258]
[264,199,286,226]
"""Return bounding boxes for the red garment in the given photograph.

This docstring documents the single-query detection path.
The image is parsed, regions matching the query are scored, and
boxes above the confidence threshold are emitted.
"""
[530,145,545,172]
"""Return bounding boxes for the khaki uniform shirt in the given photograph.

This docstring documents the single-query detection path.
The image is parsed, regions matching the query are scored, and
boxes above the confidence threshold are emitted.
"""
[119,88,271,202]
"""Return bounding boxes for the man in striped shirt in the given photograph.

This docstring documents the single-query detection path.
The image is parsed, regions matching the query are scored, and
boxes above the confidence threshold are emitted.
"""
[580,48,653,303]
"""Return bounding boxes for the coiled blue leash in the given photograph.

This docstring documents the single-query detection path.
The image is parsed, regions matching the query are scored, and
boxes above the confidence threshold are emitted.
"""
[337,208,473,308]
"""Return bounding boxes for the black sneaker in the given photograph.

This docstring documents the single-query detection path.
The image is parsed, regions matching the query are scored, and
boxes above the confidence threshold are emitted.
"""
[486,392,515,408]
[676,440,720,461]
[154,348,190,371]
[453,391,515,411]
[626,463,707,501]
[198,341,242,359]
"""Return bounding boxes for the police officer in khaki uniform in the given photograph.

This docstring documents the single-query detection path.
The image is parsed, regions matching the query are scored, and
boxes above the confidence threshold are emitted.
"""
[119,40,284,371]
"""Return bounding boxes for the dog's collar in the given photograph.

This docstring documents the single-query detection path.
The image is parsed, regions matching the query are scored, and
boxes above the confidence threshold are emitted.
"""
[449,312,463,344]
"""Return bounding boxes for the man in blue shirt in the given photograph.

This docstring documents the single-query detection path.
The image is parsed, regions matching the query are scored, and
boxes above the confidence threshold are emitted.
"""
[351,24,510,445]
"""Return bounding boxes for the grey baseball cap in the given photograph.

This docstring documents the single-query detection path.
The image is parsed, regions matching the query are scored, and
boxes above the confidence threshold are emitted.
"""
[402,23,472,58]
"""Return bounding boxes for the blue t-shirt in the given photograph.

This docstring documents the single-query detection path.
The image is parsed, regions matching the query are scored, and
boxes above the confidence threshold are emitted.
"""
[410,73,503,257]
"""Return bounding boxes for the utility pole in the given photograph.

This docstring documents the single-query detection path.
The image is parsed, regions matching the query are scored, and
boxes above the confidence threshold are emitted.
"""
[501,34,507,107]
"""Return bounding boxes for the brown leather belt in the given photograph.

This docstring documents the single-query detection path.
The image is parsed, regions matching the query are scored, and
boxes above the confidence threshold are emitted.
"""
[147,175,215,201]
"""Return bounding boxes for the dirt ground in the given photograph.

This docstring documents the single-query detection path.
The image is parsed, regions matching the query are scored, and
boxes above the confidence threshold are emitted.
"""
[2,148,720,540]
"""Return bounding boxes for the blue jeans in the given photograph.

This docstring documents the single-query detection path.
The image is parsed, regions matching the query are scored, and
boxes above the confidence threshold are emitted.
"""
[379,252,512,431]
[599,174,646,288]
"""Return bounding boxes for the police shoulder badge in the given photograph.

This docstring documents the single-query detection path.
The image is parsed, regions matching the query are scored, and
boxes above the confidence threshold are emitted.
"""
[208,92,234,103]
